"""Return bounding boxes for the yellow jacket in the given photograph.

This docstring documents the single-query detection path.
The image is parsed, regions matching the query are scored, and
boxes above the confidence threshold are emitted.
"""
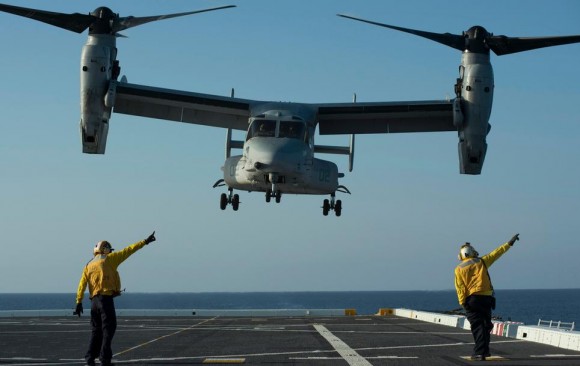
[454,242,511,306]
[76,240,147,303]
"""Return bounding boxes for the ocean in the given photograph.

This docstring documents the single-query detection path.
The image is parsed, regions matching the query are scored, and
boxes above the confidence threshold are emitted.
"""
[1,289,579,327]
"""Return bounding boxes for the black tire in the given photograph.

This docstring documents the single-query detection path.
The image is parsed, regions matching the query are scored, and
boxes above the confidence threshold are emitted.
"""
[335,200,342,217]
[322,199,330,216]
[220,193,228,210]
[275,190,281,203]
[232,194,240,211]
[266,189,272,203]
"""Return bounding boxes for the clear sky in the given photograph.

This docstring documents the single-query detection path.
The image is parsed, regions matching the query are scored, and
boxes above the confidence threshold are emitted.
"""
[1,0,579,294]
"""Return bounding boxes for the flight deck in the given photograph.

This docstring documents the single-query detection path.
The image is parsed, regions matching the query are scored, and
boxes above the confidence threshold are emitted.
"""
[1,311,580,365]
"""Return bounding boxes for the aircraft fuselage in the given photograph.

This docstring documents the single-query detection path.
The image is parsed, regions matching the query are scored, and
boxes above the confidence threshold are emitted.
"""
[223,108,340,195]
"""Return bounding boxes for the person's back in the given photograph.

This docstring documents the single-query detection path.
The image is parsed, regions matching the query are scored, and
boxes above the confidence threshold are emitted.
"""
[85,254,122,298]
[74,232,156,366]
[454,234,520,361]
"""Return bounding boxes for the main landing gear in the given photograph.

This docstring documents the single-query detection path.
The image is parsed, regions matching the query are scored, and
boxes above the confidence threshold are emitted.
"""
[219,188,240,211]
[322,185,350,217]
[213,179,239,211]
[322,194,341,217]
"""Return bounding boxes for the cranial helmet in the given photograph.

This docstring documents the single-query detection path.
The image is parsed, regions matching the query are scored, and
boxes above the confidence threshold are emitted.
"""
[94,240,114,255]
[458,242,479,260]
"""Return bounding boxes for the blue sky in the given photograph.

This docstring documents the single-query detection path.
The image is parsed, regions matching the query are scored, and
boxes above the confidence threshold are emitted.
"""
[1,0,579,294]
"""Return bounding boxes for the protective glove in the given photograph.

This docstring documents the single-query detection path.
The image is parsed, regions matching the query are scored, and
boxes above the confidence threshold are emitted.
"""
[73,303,83,317]
[145,231,156,244]
[508,233,520,246]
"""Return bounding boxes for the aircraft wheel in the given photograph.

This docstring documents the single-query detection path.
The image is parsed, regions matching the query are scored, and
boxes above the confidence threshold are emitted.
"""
[275,190,281,203]
[322,199,330,216]
[232,194,240,211]
[220,193,228,210]
[335,200,342,217]
[266,189,272,203]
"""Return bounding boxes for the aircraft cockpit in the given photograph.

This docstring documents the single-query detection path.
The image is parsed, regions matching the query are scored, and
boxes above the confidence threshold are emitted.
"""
[246,118,306,141]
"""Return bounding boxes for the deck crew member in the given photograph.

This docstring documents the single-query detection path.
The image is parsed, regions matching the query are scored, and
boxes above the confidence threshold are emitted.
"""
[454,234,520,361]
[74,231,156,366]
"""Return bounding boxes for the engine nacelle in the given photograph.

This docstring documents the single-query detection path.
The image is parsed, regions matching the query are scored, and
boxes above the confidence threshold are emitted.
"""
[455,53,494,175]
[79,34,117,154]
[80,117,109,154]
[458,136,488,175]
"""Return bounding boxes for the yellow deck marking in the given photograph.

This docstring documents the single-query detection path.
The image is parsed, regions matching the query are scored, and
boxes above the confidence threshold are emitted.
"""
[460,355,508,361]
[203,358,246,364]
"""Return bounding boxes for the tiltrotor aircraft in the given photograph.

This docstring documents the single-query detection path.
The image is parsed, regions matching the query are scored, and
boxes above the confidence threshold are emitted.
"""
[2,4,580,216]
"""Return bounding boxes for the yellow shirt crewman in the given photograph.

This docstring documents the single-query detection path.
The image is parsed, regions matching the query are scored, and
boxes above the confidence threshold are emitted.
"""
[454,234,520,361]
[74,231,156,366]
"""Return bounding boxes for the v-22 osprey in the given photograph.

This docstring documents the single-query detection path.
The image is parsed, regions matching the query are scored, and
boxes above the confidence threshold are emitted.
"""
[1,4,580,216]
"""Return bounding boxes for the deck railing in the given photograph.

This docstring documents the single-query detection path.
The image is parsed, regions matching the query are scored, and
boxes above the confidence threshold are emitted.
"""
[537,319,575,331]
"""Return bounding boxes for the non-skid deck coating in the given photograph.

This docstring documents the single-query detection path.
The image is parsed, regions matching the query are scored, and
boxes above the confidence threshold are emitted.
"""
[1,314,580,365]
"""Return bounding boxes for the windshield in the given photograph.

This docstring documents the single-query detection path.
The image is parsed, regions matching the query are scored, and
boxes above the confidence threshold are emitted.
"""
[279,121,305,140]
[247,119,276,139]
[246,119,306,141]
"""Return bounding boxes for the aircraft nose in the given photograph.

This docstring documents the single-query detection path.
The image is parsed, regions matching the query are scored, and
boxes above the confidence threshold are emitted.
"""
[247,139,303,172]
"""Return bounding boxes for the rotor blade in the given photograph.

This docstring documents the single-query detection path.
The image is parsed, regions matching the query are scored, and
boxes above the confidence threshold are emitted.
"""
[338,14,465,51]
[488,35,580,56]
[0,3,95,33]
[114,5,236,32]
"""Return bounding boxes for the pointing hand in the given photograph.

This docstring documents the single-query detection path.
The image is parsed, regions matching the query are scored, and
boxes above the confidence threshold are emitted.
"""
[508,233,520,246]
[145,231,156,244]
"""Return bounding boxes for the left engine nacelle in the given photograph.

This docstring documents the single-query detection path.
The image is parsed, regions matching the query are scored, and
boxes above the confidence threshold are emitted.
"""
[80,117,109,154]
[79,34,117,154]
[454,53,494,175]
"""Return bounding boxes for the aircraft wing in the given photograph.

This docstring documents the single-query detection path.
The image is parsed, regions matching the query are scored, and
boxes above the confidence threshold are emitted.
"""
[114,82,253,131]
[315,100,455,134]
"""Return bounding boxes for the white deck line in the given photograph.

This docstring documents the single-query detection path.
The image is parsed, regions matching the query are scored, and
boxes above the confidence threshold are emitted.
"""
[313,324,372,366]
[0,308,346,318]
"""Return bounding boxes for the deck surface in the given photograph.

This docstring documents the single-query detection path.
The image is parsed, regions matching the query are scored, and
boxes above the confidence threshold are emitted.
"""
[1,314,580,365]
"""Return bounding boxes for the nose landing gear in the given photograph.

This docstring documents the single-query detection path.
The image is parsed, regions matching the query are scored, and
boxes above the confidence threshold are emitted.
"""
[265,189,282,203]
[265,173,282,203]
[213,179,240,211]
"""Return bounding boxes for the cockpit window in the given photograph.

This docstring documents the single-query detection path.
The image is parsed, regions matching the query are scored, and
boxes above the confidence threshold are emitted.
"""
[279,121,305,139]
[248,119,276,139]
[246,119,306,141]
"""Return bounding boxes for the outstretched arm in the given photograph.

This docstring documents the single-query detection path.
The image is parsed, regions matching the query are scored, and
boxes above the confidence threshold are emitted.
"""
[107,231,157,268]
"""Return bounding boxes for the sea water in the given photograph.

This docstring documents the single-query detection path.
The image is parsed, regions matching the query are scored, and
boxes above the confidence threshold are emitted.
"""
[1,289,578,327]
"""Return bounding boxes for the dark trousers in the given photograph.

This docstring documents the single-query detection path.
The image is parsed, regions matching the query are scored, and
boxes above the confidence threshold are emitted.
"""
[465,295,494,357]
[85,295,117,365]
